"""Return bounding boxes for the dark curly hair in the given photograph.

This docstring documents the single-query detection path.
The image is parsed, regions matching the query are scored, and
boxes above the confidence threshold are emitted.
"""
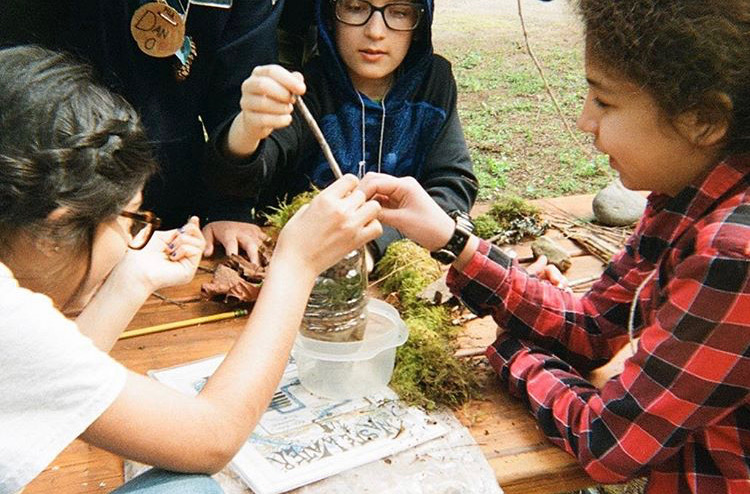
[576,0,750,155]
[0,45,157,254]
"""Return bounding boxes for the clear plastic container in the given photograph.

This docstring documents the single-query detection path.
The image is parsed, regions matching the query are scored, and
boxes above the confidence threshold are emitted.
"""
[294,299,409,400]
[300,247,368,342]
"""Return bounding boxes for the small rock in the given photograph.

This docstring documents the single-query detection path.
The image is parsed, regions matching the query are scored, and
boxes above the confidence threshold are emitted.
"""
[417,274,453,305]
[530,237,571,273]
[592,179,647,226]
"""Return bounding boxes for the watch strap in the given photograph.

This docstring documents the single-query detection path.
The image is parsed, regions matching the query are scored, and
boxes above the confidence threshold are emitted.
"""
[430,210,474,264]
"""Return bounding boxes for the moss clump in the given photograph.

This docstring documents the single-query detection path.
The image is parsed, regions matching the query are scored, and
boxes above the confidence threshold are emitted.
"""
[474,194,547,243]
[375,239,441,310]
[375,240,482,409]
[263,190,318,235]
[473,214,503,239]
[391,306,480,410]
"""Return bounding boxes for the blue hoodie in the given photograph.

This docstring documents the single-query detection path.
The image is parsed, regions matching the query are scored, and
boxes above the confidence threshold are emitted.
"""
[208,0,478,259]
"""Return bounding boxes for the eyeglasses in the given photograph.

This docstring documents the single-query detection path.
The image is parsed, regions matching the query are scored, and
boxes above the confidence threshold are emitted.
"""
[334,0,424,31]
[119,210,161,250]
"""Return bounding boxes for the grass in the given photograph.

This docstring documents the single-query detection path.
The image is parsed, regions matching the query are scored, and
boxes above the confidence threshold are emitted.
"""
[433,5,615,201]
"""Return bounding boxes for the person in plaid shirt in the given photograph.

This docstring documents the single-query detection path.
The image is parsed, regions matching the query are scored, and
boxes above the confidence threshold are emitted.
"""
[358,1,750,491]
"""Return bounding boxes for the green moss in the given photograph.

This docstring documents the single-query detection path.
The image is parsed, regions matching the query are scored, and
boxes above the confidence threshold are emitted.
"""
[488,194,541,229]
[375,240,482,409]
[391,311,481,410]
[473,213,502,239]
[477,194,547,244]
[375,240,441,310]
[262,190,318,235]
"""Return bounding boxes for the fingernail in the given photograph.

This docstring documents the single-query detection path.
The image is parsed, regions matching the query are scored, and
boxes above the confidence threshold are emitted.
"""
[179,227,185,234]
[170,251,177,257]
[168,243,174,249]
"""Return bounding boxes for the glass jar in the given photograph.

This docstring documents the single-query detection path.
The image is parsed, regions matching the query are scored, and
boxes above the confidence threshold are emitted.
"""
[300,247,368,342]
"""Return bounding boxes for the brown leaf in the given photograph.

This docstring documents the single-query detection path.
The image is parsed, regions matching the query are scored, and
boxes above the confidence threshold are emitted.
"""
[227,254,266,282]
[201,263,262,303]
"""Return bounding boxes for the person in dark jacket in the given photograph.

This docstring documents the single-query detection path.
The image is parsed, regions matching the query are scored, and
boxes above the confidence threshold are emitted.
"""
[207,0,478,265]
[0,0,285,262]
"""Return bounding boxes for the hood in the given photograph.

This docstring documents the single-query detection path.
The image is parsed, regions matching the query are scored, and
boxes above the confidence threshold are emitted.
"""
[314,0,434,107]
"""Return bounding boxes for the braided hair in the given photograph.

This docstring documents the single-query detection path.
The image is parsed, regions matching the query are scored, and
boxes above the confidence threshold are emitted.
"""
[0,45,157,255]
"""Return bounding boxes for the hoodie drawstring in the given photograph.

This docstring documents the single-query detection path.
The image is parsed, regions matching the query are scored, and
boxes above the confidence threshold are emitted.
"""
[356,91,387,177]
[377,98,386,173]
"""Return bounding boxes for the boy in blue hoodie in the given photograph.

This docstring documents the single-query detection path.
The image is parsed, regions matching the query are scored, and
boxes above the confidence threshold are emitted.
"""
[208,0,478,263]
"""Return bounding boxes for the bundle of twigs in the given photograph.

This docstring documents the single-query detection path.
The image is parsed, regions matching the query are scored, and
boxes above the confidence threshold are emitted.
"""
[542,207,633,264]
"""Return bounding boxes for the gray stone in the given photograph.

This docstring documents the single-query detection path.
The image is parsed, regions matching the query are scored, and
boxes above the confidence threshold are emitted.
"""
[417,273,453,305]
[530,237,572,273]
[592,179,647,226]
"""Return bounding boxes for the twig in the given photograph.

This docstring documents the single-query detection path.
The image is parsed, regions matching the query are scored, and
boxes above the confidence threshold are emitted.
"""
[295,97,343,179]
[454,347,487,359]
[568,274,600,288]
[539,203,632,263]
[516,0,592,160]
[152,291,187,308]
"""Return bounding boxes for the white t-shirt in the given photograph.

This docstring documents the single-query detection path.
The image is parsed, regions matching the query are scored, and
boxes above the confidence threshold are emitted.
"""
[0,263,127,493]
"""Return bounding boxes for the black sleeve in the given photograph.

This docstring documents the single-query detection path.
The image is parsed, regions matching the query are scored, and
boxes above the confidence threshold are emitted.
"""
[202,105,314,204]
[199,0,285,222]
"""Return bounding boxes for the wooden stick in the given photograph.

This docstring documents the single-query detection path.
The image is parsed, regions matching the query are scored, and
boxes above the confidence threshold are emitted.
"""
[295,97,343,179]
[454,347,486,358]
[516,0,593,161]
[119,309,249,340]
[151,291,187,308]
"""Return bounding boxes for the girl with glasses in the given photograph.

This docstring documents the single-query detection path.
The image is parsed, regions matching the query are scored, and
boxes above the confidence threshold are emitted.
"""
[0,46,382,493]
[204,0,478,270]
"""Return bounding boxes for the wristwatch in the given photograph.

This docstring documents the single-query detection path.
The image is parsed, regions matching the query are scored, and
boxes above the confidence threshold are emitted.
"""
[430,210,475,264]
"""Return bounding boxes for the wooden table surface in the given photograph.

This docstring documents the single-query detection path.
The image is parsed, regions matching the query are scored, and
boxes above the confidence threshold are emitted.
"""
[25,194,607,494]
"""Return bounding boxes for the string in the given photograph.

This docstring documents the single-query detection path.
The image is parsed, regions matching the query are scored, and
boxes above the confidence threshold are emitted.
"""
[627,269,656,355]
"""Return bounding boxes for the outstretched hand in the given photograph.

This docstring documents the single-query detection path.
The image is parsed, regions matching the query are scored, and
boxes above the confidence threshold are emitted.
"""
[202,220,269,264]
[357,172,455,251]
[275,174,383,278]
[525,255,571,290]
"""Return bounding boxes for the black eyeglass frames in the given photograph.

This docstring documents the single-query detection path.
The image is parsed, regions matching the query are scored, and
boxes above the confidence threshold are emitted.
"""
[334,0,424,31]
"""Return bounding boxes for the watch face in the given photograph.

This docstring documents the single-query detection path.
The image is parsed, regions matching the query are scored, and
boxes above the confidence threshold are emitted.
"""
[430,249,457,264]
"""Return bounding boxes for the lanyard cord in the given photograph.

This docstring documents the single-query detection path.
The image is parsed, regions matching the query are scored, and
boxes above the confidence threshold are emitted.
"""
[627,269,657,355]
[157,0,190,18]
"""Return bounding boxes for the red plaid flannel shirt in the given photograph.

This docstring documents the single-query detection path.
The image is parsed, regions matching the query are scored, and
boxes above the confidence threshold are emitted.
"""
[448,156,750,493]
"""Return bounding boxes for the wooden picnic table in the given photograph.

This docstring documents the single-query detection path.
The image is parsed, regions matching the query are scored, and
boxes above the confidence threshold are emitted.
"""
[25,194,610,494]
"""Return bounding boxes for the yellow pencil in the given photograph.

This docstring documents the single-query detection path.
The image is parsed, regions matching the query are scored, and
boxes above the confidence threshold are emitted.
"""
[119,309,249,340]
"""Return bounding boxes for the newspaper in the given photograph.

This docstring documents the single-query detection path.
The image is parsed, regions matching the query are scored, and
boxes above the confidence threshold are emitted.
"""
[148,355,447,494]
